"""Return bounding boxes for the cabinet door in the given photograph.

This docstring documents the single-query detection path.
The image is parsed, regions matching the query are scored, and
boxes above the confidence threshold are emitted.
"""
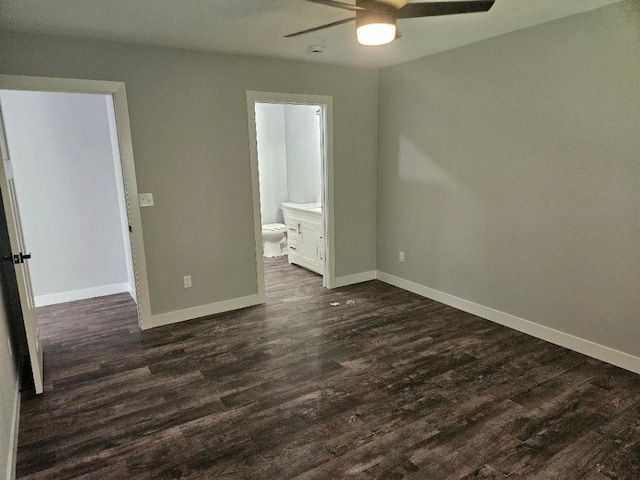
[300,220,322,271]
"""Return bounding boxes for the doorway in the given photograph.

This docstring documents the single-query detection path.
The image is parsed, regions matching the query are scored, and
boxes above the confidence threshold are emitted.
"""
[246,92,335,301]
[0,75,151,394]
[0,90,136,307]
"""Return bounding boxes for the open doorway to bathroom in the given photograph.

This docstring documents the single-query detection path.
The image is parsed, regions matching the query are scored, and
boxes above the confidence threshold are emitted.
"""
[247,91,334,302]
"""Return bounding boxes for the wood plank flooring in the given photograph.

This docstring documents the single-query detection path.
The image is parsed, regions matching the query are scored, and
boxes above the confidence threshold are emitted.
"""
[16,258,640,479]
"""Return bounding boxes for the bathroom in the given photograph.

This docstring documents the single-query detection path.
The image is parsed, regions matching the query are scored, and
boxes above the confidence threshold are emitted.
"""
[255,102,325,278]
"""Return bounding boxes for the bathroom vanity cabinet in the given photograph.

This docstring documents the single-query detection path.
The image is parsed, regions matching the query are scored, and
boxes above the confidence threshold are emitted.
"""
[281,202,324,275]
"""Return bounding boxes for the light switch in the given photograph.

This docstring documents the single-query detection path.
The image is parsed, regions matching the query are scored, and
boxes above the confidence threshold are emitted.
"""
[139,193,154,207]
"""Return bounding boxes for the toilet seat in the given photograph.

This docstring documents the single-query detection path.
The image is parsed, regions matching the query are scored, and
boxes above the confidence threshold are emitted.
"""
[262,223,287,232]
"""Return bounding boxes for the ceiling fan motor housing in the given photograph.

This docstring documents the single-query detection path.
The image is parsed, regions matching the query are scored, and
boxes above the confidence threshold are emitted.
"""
[355,11,397,29]
[356,1,397,29]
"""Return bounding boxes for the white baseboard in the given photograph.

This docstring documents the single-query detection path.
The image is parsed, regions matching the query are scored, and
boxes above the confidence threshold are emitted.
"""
[145,294,262,330]
[128,283,138,305]
[331,270,378,288]
[5,374,20,480]
[376,271,640,375]
[35,282,130,307]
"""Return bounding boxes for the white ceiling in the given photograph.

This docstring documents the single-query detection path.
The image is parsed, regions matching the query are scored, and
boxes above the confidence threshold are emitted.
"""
[0,0,622,69]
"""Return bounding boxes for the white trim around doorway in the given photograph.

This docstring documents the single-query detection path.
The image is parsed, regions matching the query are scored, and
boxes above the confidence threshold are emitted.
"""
[246,91,336,301]
[0,74,153,329]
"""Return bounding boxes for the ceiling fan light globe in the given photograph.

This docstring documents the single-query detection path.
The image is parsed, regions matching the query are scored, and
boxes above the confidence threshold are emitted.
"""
[356,12,396,46]
[357,23,396,45]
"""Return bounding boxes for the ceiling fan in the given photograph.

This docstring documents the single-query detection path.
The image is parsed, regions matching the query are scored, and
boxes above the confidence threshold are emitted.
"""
[285,0,496,46]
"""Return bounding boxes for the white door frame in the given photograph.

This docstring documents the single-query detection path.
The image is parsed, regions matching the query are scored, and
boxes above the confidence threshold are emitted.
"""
[0,74,152,329]
[246,91,336,301]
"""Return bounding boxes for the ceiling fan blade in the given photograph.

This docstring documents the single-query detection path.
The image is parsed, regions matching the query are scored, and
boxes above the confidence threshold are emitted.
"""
[305,0,367,12]
[397,0,495,19]
[284,17,356,38]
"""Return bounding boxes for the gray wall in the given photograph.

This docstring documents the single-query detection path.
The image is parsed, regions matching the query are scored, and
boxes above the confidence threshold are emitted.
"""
[284,104,322,204]
[256,103,288,225]
[377,2,640,356]
[0,90,129,303]
[0,32,379,314]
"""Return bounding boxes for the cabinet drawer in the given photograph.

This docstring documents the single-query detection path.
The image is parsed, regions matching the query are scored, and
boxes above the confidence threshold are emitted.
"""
[288,242,299,263]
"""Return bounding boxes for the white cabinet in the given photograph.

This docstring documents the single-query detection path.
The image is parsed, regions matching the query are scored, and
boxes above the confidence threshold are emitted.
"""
[282,202,324,275]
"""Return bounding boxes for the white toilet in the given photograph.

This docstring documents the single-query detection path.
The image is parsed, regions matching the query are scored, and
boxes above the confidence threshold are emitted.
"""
[262,223,287,257]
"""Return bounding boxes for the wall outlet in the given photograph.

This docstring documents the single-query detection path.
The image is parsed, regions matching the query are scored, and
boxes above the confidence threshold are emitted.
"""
[399,251,405,262]
[183,275,192,288]
[139,193,154,207]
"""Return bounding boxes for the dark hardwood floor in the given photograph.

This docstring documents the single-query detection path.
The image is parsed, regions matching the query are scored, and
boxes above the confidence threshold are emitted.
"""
[16,258,640,479]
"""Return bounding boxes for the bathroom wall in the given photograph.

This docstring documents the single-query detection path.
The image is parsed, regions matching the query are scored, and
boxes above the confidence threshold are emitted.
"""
[0,89,131,306]
[284,104,322,204]
[256,103,323,225]
[256,103,288,225]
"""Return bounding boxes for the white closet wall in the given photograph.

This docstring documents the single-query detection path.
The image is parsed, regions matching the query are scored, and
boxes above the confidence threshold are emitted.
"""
[0,90,130,306]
